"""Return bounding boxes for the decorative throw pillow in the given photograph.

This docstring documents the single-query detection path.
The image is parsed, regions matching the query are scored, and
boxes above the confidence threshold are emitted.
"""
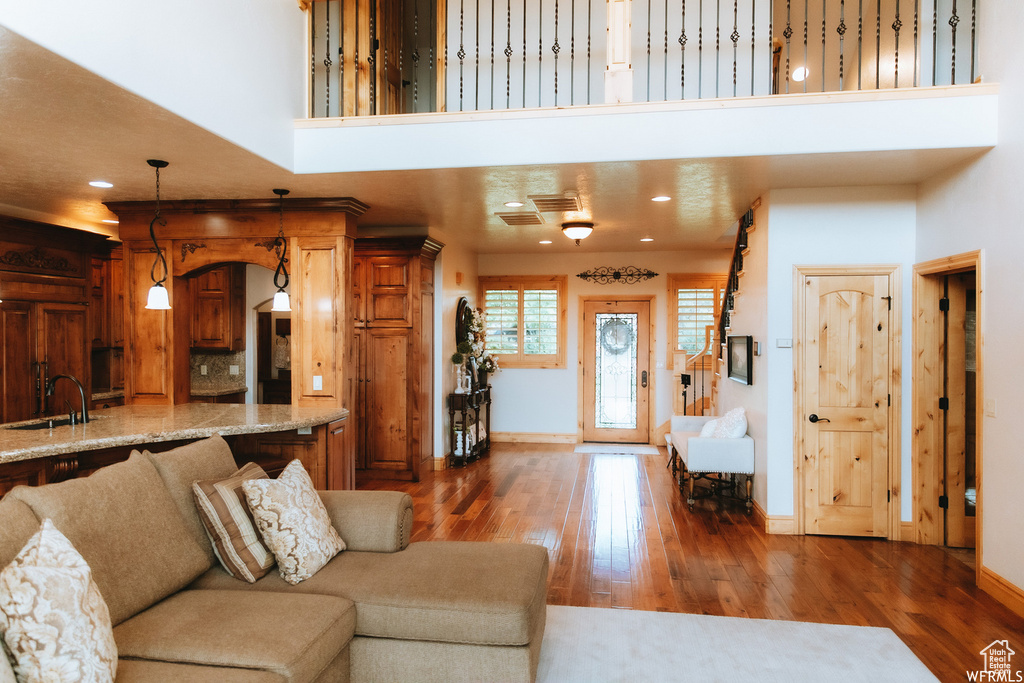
[242,460,346,585]
[713,407,748,438]
[193,462,276,583]
[0,519,117,683]
[698,419,718,438]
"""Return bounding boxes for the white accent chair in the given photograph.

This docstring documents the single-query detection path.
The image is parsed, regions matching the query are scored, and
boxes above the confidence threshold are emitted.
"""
[667,414,754,513]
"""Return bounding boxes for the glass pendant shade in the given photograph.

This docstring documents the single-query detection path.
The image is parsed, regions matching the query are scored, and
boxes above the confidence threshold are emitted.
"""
[561,222,594,242]
[271,289,291,312]
[145,283,171,310]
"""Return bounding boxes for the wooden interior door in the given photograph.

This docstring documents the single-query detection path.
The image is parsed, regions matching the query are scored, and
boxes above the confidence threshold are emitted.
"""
[362,328,410,472]
[582,300,650,443]
[801,274,890,537]
[0,302,36,422]
[943,271,977,548]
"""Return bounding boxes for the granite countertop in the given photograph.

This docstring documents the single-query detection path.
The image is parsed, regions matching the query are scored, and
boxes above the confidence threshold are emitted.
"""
[190,384,248,397]
[91,390,125,401]
[0,403,348,465]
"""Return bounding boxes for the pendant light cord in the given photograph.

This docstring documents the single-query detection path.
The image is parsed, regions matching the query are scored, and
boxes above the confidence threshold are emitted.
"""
[273,189,290,291]
[148,162,169,286]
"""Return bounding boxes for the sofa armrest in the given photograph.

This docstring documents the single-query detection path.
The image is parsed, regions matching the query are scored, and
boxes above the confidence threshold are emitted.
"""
[317,490,413,553]
[669,414,715,433]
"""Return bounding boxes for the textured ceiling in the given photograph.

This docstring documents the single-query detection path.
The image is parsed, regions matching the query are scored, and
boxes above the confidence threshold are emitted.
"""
[0,26,987,254]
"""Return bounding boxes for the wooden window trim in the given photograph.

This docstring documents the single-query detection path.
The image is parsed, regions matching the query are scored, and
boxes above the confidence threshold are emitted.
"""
[478,275,567,369]
[667,273,728,370]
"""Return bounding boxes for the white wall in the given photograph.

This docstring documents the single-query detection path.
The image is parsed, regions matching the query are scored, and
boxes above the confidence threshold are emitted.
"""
[764,186,917,520]
[715,202,769,509]
[0,0,305,170]
[915,0,1024,594]
[478,248,731,439]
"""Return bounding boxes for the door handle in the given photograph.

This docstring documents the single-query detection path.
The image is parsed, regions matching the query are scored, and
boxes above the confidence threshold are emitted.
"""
[641,370,648,388]
[808,413,830,423]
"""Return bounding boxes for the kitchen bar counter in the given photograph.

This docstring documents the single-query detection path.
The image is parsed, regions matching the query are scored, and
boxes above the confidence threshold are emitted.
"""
[0,403,347,465]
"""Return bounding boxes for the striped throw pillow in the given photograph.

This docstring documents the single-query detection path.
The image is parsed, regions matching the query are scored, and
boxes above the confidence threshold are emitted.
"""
[192,462,276,583]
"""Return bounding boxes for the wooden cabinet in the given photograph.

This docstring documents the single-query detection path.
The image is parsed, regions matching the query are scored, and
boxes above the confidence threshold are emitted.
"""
[351,237,441,481]
[191,265,245,351]
[0,216,105,423]
[190,391,246,404]
[90,247,125,395]
[448,387,491,466]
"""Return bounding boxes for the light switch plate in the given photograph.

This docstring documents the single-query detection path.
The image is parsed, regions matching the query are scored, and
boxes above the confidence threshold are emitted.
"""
[200,365,208,376]
[777,339,793,348]
[229,365,239,375]
[985,399,996,418]
[297,427,312,435]
[313,375,323,391]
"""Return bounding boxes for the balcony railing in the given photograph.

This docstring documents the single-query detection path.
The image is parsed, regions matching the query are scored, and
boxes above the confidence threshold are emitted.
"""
[306,0,978,117]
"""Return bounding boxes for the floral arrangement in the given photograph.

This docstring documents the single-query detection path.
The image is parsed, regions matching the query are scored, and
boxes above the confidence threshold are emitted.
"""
[451,306,500,376]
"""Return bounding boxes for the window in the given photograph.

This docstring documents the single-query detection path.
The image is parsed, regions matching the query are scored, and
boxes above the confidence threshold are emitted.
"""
[668,274,727,369]
[479,275,567,368]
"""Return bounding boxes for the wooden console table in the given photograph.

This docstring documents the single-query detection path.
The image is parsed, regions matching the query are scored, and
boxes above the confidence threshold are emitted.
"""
[447,386,491,467]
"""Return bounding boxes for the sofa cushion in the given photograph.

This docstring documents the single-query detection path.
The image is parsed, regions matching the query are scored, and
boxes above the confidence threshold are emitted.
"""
[6,452,211,626]
[193,462,275,583]
[190,541,550,647]
[0,519,117,683]
[242,460,346,585]
[0,496,39,568]
[0,652,13,683]
[114,658,286,683]
[114,590,355,683]
[145,435,241,566]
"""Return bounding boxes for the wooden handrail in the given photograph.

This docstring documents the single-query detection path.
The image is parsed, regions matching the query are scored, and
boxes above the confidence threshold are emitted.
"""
[684,324,716,370]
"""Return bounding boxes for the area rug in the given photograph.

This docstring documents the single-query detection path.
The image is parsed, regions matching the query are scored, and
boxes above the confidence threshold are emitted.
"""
[574,444,661,455]
[536,605,938,682]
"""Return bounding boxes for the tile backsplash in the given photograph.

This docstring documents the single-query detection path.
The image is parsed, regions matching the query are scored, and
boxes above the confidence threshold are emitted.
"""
[190,351,246,391]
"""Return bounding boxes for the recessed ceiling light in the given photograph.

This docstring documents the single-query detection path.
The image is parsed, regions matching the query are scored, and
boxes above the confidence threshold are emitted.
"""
[89,181,114,188]
[539,240,552,244]
[640,237,654,242]
[504,201,525,208]
[101,219,119,224]
[651,195,671,202]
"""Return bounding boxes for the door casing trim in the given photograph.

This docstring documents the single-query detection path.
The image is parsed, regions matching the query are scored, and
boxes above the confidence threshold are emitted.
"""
[577,296,656,444]
[792,265,903,539]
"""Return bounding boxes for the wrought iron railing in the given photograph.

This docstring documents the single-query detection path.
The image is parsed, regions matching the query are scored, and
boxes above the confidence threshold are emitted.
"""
[307,0,979,116]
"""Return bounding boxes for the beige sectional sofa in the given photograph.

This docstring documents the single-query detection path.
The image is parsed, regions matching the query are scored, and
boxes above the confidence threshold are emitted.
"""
[0,435,549,682]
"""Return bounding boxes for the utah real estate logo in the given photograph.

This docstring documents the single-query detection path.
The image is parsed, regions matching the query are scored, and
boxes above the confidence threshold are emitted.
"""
[969,640,1021,682]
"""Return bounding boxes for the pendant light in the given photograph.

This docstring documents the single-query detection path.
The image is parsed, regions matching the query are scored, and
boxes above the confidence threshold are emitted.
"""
[561,221,594,246]
[271,188,291,312]
[144,159,171,310]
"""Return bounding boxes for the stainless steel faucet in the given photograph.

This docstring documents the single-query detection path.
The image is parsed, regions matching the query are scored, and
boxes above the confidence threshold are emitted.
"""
[45,374,89,424]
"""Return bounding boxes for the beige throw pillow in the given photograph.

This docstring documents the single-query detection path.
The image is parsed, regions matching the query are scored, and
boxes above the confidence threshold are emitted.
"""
[193,462,276,583]
[0,519,117,683]
[713,406,748,438]
[242,460,346,585]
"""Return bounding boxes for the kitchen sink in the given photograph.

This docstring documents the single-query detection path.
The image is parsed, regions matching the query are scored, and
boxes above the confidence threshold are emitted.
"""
[4,416,102,431]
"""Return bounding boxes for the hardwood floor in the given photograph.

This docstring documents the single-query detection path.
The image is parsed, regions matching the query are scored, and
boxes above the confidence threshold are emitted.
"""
[359,442,1024,681]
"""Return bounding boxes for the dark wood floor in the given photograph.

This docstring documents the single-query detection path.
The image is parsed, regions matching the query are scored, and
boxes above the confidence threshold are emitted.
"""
[359,443,1024,681]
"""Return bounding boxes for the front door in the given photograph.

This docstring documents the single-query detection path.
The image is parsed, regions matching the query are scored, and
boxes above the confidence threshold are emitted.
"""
[801,274,890,537]
[582,300,650,443]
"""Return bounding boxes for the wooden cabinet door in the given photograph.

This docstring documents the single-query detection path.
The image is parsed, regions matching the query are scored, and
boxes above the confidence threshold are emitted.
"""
[352,257,366,326]
[90,256,109,347]
[0,302,37,422]
[190,265,245,351]
[365,257,411,327]
[37,303,90,418]
[109,252,125,347]
[363,328,411,472]
[326,417,354,490]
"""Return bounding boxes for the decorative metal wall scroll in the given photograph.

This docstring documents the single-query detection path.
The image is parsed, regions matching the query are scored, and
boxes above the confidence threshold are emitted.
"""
[577,266,658,285]
[180,243,207,262]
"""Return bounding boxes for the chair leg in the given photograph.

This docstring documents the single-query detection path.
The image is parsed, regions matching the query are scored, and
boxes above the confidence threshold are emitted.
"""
[686,473,695,511]
[744,475,753,515]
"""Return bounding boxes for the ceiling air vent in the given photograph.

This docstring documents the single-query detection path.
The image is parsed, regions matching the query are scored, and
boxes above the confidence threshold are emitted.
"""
[495,212,545,226]
[529,192,582,213]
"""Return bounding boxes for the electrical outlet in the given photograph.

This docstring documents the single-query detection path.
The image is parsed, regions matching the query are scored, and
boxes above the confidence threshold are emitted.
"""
[229,365,239,375]
[313,375,323,391]
[985,399,996,418]
[200,365,208,376]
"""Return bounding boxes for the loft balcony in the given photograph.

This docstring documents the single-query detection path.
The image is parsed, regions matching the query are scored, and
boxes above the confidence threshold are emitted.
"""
[305,0,980,117]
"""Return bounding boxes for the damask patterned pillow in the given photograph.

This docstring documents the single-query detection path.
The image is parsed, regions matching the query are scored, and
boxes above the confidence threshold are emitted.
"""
[0,519,117,683]
[242,460,346,585]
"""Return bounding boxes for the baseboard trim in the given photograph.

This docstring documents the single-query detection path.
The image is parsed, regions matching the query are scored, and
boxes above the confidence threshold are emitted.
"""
[752,500,767,529]
[979,566,1024,619]
[898,521,915,543]
[433,457,449,471]
[490,432,577,444]
[766,513,796,535]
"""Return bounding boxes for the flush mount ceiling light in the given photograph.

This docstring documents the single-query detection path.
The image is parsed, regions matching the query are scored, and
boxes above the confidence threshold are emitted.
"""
[504,201,525,208]
[144,159,171,310]
[651,195,671,202]
[561,221,594,246]
[271,188,292,312]
[89,180,114,188]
